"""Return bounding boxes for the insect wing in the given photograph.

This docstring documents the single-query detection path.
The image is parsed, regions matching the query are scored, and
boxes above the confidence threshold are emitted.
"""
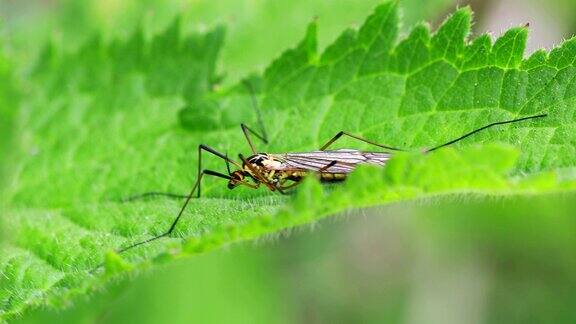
[272,149,391,173]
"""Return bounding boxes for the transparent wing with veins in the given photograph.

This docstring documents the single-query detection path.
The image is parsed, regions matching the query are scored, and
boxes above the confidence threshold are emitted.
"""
[269,149,392,173]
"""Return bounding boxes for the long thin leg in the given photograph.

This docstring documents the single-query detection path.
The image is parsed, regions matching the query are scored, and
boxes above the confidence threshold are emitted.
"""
[320,114,548,152]
[243,80,268,139]
[320,131,406,151]
[117,169,231,254]
[241,123,268,154]
[425,114,548,152]
[196,144,241,197]
[241,80,270,154]
[123,192,188,202]
[124,144,241,201]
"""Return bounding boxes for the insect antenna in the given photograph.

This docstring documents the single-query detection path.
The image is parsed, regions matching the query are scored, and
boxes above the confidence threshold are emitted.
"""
[426,113,548,153]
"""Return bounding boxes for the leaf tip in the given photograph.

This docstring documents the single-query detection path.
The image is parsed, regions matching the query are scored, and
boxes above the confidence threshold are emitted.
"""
[493,25,528,68]
[301,19,319,52]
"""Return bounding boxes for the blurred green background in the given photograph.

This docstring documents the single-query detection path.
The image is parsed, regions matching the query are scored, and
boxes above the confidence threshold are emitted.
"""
[2,0,576,323]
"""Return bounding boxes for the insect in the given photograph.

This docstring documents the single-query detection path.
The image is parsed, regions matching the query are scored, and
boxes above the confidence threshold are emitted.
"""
[118,83,547,254]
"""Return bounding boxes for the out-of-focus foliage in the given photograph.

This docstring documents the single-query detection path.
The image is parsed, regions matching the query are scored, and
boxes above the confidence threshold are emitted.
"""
[410,194,576,323]
[0,0,453,82]
[0,43,19,248]
[0,45,17,188]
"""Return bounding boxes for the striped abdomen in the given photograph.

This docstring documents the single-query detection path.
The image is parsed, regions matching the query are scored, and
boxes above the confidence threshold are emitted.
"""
[284,170,347,183]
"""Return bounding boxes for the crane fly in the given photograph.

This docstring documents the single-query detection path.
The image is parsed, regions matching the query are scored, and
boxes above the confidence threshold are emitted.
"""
[118,82,548,254]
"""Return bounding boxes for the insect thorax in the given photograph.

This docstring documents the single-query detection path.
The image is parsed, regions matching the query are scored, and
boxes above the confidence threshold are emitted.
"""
[243,154,295,183]
[243,153,346,184]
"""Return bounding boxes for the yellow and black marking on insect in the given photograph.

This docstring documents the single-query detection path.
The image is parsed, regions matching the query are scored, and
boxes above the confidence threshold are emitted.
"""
[228,149,389,190]
[117,82,548,255]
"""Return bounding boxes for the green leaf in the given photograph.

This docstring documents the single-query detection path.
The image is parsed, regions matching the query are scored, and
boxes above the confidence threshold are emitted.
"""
[0,44,19,244]
[3,1,576,320]
[5,0,453,83]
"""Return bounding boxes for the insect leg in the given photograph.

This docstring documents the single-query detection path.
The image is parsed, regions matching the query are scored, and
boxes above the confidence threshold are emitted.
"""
[320,114,547,152]
[277,161,339,192]
[318,160,338,172]
[117,168,232,254]
[277,181,302,191]
[123,192,188,202]
[123,144,241,201]
[320,131,406,152]
[241,123,268,154]
[196,144,241,197]
[425,114,548,152]
[276,164,339,192]
[241,80,270,154]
